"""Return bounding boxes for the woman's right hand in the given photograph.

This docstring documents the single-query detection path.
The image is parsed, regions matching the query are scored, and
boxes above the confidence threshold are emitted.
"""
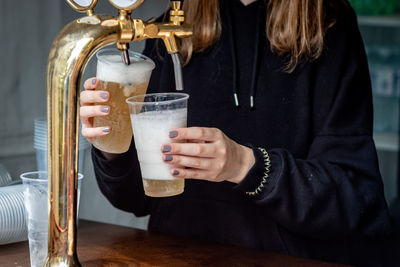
[80,77,111,140]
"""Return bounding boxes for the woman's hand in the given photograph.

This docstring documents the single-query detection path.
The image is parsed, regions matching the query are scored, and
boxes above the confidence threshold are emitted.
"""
[80,77,117,160]
[161,127,255,184]
[80,77,110,138]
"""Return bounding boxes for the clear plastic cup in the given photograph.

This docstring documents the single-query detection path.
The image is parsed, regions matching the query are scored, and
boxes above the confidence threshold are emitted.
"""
[33,118,89,172]
[21,171,83,267]
[126,93,189,197]
[92,48,155,154]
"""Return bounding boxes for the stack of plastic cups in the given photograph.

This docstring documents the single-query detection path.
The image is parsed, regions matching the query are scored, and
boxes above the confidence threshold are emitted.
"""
[34,118,90,172]
[0,184,28,245]
[0,163,12,187]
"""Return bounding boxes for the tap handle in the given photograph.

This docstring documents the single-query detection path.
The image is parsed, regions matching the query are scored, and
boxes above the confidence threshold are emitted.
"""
[170,0,185,25]
[66,0,98,15]
[171,0,183,10]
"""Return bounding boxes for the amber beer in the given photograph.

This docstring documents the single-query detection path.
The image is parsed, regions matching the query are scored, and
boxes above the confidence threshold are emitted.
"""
[92,48,155,153]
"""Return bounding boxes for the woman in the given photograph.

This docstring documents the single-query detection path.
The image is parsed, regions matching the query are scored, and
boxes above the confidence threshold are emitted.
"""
[80,0,392,265]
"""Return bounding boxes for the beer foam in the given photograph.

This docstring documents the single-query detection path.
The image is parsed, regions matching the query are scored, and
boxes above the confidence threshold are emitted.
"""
[97,54,155,85]
[131,108,187,180]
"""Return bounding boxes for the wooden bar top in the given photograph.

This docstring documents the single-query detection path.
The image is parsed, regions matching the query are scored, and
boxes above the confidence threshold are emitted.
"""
[0,220,350,266]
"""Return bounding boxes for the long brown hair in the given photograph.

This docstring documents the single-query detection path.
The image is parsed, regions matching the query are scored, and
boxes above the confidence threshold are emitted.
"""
[180,0,341,72]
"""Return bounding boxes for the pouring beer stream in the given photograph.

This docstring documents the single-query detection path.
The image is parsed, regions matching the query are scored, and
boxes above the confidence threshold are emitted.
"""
[45,0,192,266]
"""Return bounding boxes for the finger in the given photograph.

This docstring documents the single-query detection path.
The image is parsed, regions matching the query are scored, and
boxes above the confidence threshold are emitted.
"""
[80,90,109,105]
[170,167,211,180]
[163,155,213,170]
[81,117,93,142]
[80,105,110,118]
[80,116,92,129]
[81,126,111,138]
[169,127,221,142]
[83,78,99,90]
[162,143,216,158]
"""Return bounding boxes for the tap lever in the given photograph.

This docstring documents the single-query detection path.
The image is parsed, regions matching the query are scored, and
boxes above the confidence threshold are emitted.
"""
[171,0,183,10]
[117,42,131,65]
[170,0,184,25]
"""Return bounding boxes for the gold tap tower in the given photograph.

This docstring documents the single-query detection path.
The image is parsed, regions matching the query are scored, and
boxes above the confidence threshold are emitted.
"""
[46,0,191,266]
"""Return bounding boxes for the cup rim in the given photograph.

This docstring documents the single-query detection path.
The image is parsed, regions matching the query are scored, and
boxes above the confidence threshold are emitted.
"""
[126,93,189,106]
[96,47,155,70]
[20,171,84,182]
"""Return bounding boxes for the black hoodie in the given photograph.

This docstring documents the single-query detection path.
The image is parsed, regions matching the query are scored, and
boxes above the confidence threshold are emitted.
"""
[91,1,394,265]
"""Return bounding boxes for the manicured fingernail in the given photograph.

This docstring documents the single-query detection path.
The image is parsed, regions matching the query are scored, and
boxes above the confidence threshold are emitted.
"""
[101,106,109,113]
[169,131,178,138]
[100,92,108,100]
[92,78,97,85]
[165,155,173,162]
[162,145,171,152]
[102,127,110,133]
[173,170,179,175]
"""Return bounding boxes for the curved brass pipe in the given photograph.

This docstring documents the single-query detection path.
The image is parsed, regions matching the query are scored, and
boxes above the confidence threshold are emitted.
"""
[45,14,119,267]
[45,1,192,265]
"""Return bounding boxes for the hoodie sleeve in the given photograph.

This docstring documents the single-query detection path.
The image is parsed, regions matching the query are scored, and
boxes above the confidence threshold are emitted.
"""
[91,38,167,217]
[92,142,151,216]
[235,6,392,239]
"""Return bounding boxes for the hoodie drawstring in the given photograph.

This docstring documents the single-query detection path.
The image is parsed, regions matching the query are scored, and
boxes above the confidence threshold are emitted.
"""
[250,5,263,108]
[226,5,239,107]
[227,1,263,109]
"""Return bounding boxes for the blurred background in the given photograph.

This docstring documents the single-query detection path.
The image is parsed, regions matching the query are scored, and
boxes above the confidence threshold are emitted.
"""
[0,0,399,231]
[349,0,400,231]
[0,0,170,230]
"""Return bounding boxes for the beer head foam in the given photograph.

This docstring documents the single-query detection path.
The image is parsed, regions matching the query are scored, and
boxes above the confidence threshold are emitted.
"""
[97,54,155,85]
[131,108,187,180]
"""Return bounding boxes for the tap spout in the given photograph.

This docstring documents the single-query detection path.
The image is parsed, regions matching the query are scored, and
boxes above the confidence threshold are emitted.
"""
[45,14,119,266]
[137,21,192,91]
[122,49,131,65]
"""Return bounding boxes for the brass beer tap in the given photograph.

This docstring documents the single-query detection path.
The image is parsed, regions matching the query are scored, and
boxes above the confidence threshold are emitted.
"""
[45,0,191,266]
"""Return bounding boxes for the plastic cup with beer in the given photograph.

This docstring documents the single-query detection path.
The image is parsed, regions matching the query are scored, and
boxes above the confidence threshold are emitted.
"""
[92,47,155,154]
[126,93,189,197]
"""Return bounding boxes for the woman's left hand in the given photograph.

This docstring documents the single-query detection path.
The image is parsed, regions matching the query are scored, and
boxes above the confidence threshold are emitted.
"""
[161,127,255,184]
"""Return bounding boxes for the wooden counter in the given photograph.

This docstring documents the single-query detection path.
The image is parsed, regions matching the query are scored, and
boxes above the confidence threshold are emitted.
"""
[0,220,349,266]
